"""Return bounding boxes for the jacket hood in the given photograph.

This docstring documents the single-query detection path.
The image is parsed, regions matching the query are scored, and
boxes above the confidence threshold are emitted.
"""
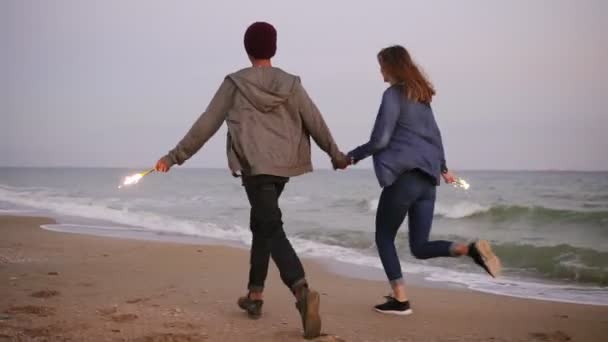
[228,67,300,113]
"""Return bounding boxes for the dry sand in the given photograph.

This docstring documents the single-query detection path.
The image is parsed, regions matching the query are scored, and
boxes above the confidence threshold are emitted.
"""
[1,215,607,341]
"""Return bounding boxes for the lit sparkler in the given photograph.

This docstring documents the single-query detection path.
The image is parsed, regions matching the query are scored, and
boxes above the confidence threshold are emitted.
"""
[452,177,470,190]
[118,169,155,189]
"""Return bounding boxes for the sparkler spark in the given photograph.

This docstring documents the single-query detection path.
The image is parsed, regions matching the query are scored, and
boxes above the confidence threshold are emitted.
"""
[118,169,154,189]
[452,178,470,190]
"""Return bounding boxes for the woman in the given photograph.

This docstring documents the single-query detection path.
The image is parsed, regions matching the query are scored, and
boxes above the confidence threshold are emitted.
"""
[347,45,501,315]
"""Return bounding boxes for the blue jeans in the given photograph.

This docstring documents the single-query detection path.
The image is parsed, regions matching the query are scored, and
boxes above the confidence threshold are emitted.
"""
[375,170,454,284]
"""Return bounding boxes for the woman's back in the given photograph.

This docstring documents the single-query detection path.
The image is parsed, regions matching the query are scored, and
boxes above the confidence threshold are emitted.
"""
[369,85,446,187]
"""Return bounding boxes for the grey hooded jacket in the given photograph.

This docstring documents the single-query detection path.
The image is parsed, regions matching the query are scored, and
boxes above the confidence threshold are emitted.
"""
[163,67,342,177]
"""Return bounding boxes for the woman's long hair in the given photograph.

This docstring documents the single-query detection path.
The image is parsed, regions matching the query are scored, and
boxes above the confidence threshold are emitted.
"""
[378,45,435,104]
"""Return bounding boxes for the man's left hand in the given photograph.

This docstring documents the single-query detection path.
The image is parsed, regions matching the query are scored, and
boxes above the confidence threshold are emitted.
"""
[332,153,351,170]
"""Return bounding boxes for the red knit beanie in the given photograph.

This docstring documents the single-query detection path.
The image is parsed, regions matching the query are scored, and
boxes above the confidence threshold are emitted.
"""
[244,22,277,59]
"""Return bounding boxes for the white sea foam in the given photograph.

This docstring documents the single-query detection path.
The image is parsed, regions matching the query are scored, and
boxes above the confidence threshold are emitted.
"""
[434,201,490,218]
[0,186,249,243]
[367,198,379,212]
[0,208,36,214]
[282,196,311,205]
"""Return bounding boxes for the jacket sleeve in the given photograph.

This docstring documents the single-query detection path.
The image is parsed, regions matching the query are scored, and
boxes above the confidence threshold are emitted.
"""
[347,87,401,162]
[295,80,342,161]
[163,78,235,166]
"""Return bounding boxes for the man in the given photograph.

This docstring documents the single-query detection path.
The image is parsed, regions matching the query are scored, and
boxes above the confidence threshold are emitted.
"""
[155,22,348,339]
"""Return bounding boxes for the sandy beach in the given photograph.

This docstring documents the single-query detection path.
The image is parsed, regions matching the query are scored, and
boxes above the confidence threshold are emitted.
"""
[1,215,607,342]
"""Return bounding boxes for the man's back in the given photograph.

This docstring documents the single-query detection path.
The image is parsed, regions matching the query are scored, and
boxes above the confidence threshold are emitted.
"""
[226,67,338,177]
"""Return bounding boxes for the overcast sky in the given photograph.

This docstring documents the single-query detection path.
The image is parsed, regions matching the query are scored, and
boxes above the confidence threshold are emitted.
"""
[2,0,606,170]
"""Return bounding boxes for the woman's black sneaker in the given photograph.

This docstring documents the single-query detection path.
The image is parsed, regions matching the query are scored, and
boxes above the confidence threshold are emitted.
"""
[468,240,502,278]
[237,295,263,319]
[374,296,413,316]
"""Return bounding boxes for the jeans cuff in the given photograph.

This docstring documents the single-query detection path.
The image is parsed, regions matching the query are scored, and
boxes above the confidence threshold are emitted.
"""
[290,278,308,292]
[389,277,404,287]
[248,285,264,292]
[448,242,459,257]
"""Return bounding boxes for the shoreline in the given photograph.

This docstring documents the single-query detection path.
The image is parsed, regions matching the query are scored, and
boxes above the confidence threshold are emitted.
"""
[1,215,608,341]
[8,208,608,307]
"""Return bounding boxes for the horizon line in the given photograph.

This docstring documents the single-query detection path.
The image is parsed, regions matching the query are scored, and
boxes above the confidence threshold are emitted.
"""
[1,166,607,173]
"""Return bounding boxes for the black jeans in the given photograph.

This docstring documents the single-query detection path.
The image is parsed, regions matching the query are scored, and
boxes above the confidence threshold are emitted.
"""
[243,175,306,292]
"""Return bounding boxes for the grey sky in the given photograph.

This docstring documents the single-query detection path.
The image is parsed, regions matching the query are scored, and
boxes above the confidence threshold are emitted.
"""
[2,0,607,170]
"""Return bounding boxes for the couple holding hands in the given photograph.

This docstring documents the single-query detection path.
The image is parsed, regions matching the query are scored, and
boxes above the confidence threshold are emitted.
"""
[154,22,500,339]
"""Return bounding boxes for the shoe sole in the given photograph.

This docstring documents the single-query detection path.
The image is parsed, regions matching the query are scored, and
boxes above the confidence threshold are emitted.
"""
[246,311,261,319]
[303,290,321,339]
[374,308,413,316]
[476,240,502,278]
[237,299,261,320]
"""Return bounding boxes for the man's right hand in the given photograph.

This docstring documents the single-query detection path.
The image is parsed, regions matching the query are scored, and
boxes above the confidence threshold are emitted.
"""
[155,158,171,173]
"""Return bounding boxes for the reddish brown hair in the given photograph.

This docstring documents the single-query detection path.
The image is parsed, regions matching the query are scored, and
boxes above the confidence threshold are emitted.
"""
[378,45,435,104]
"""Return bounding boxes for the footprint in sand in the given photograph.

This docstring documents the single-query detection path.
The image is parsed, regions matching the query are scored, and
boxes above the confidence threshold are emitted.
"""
[111,313,139,323]
[4,305,55,317]
[97,306,139,323]
[132,332,208,341]
[529,331,571,342]
[21,325,63,339]
[273,331,346,342]
[30,290,60,298]
[162,322,200,330]
[311,334,346,342]
[126,297,151,304]
[1,322,87,340]
[97,307,118,316]
[77,282,95,288]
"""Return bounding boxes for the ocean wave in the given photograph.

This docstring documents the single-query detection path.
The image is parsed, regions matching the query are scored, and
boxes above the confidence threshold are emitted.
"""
[435,202,490,218]
[492,243,608,286]
[361,199,490,219]
[430,202,608,227]
[2,185,608,305]
[338,196,608,227]
[465,205,608,226]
